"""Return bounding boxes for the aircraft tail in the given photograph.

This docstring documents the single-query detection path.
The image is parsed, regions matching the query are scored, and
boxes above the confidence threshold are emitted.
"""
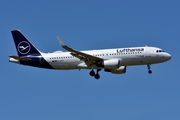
[11,30,41,56]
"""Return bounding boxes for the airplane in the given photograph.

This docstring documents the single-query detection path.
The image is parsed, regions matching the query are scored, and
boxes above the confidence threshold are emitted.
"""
[9,30,171,79]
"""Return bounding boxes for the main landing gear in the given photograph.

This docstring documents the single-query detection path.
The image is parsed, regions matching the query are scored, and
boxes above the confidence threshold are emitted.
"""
[89,69,101,80]
[147,64,152,74]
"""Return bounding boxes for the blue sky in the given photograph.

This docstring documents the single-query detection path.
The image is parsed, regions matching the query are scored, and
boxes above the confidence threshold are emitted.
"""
[1,0,180,120]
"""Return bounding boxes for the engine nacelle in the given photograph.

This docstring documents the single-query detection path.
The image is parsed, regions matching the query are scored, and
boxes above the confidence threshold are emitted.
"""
[103,59,120,69]
[105,66,127,74]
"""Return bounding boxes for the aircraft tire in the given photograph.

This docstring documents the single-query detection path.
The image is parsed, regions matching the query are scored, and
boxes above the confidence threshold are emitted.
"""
[94,74,100,79]
[148,70,152,74]
[89,70,95,76]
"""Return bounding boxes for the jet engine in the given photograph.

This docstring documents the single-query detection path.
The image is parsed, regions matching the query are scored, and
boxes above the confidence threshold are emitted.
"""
[97,59,120,69]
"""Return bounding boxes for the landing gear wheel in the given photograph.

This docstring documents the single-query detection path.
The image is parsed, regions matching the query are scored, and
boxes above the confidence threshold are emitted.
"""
[94,74,100,79]
[89,70,95,76]
[89,69,101,79]
[147,65,152,74]
[148,70,152,74]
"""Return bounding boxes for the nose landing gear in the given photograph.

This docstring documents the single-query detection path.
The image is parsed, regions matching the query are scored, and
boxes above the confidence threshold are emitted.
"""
[147,65,152,74]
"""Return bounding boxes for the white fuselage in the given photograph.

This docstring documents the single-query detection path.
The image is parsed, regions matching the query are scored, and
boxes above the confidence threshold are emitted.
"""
[40,46,171,70]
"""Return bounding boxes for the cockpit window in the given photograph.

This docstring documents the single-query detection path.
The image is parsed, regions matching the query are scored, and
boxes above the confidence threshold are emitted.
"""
[156,50,165,53]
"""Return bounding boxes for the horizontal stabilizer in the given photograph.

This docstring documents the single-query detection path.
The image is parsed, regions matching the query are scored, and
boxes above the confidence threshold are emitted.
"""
[9,55,30,61]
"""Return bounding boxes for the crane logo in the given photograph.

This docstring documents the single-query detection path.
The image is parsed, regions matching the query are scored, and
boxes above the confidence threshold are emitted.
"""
[17,41,31,54]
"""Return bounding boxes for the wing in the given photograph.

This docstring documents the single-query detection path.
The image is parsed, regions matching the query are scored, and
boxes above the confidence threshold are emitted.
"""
[57,37,103,67]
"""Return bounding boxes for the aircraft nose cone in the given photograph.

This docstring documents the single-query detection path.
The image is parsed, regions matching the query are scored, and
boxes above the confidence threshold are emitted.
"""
[165,53,171,60]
